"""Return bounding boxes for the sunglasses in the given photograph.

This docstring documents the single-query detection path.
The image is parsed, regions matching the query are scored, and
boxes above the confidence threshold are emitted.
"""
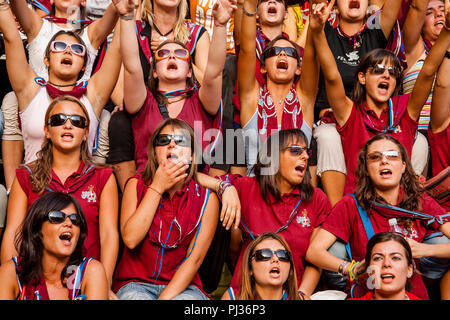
[285,145,312,157]
[264,46,299,60]
[155,48,190,61]
[251,249,291,262]
[370,64,400,78]
[50,41,86,56]
[154,134,191,147]
[367,150,401,163]
[48,113,88,129]
[47,210,81,226]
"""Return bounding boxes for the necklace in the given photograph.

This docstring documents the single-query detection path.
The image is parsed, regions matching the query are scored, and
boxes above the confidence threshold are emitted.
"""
[167,95,186,104]
[153,23,173,41]
[47,81,77,88]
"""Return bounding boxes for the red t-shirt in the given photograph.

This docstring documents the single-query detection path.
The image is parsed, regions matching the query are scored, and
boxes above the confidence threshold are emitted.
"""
[15,163,113,260]
[321,193,447,299]
[427,124,449,178]
[337,94,418,194]
[347,290,422,300]
[131,88,216,172]
[225,174,331,290]
[112,175,209,294]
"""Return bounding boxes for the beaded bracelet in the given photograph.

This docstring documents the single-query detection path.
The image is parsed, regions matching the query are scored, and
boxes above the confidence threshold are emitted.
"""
[348,260,360,282]
[242,2,257,17]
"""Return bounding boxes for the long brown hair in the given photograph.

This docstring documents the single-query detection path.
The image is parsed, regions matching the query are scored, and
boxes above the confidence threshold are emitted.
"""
[253,129,314,204]
[355,134,423,213]
[141,118,200,185]
[28,95,93,193]
[350,49,403,107]
[238,232,300,300]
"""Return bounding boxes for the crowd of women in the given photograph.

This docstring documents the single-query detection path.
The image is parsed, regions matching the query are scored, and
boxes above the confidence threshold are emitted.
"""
[0,0,448,300]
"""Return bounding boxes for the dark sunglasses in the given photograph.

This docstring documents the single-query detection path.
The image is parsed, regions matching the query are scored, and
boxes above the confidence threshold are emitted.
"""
[367,150,401,163]
[264,46,299,60]
[154,134,191,147]
[47,113,88,129]
[155,48,190,61]
[370,64,400,78]
[50,41,86,56]
[47,210,81,226]
[285,145,312,157]
[252,249,291,262]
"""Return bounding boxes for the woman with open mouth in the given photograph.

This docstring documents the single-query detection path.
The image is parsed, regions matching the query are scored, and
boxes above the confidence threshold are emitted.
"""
[348,232,421,300]
[238,0,318,177]
[1,95,119,300]
[307,134,450,300]
[309,0,450,197]
[0,192,109,300]
[223,232,301,300]
[112,118,219,300]
[119,0,235,174]
[197,129,332,300]
[0,4,122,170]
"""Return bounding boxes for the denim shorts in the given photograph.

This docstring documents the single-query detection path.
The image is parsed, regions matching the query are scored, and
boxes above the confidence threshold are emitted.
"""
[116,282,210,300]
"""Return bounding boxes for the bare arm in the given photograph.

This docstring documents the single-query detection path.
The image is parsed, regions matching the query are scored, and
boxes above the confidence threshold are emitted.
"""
[379,0,403,39]
[98,174,119,286]
[402,0,429,60]
[86,21,122,117]
[82,260,109,300]
[408,27,450,121]
[199,0,236,116]
[0,261,19,300]
[0,5,38,109]
[237,0,260,127]
[9,0,43,40]
[87,3,119,49]
[158,193,219,300]
[309,0,353,126]
[429,50,450,133]
[0,178,28,264]
[192,32,210,85]
[233,0,244,46]
[305,228,344,273]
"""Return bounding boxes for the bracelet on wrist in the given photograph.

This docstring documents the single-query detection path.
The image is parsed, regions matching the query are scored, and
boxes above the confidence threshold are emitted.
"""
[148,185,162,197]
[120,12,134,20]
[348,260,360,282]
[242,2,257,17]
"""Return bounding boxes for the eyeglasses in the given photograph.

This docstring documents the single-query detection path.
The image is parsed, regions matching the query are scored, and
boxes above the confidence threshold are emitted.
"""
[154,134,191,147]
[155,48,190,61]
[251,249,291,262]
[50,41,86,56]
[47,210,81,226]
[47,114,88,129]
[370,64,400,78]
[263,46,299,60]
[367,150,401,163]
[285,145,312,157]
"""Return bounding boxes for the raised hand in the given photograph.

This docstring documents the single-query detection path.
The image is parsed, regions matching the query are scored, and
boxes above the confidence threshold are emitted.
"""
[309,0,335,32]
[112,0,135,16]
[213,0,238,27]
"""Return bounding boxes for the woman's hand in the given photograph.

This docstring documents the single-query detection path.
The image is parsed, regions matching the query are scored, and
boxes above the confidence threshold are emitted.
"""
[213,0,238,27]
[112,0,135,16]
[406,238,431,259]
[151,159,189,194]
[220,185,241,230]
[309,0,335,32]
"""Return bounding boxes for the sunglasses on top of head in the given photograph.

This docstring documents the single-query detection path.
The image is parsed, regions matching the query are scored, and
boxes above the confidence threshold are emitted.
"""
[285,145,312,157]
[50,41,86,56]
[47,113,88,129]
[155,48,190,61]
[251,248,291,262]
[47,210,81,226]
[154,134,191,147]
[264,46,299,60]
[370,64,400,78]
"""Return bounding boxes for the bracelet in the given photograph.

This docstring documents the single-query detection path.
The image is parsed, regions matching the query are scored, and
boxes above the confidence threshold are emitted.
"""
[120,12,134,20]
[214,22,227,28]
[218,181,232,200]
[148,185,162,197]
[338,261,349,276]
[242,2,257,17]
[348,260,360,282]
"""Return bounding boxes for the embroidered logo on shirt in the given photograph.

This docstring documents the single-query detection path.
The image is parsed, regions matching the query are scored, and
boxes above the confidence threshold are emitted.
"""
[296,209,311,227]
[393,125,402,134]
[406,226,418,239]
[81,185,97,203]
[336,50,360,66]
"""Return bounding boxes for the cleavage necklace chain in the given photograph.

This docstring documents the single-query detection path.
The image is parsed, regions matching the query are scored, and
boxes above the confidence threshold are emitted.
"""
[153,23,173,41]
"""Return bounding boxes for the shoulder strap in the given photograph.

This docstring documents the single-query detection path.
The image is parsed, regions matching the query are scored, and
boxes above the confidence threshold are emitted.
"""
[227,287,235,300]
[158,103,170,119]
[345,194,376,261]
[12,257,24,298]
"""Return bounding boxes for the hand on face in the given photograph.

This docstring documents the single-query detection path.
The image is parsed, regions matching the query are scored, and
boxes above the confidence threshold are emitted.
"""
[151,158,189,193]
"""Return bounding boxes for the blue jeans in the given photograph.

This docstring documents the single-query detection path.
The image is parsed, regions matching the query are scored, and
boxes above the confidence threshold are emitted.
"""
[116,282,210,300]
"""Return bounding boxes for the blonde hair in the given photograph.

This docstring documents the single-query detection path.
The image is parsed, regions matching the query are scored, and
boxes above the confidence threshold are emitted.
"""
[140,0,190,44]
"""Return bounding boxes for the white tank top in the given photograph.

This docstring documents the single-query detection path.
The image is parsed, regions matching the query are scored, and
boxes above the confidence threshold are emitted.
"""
[26,20,98,83]
[19,87,100,164]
